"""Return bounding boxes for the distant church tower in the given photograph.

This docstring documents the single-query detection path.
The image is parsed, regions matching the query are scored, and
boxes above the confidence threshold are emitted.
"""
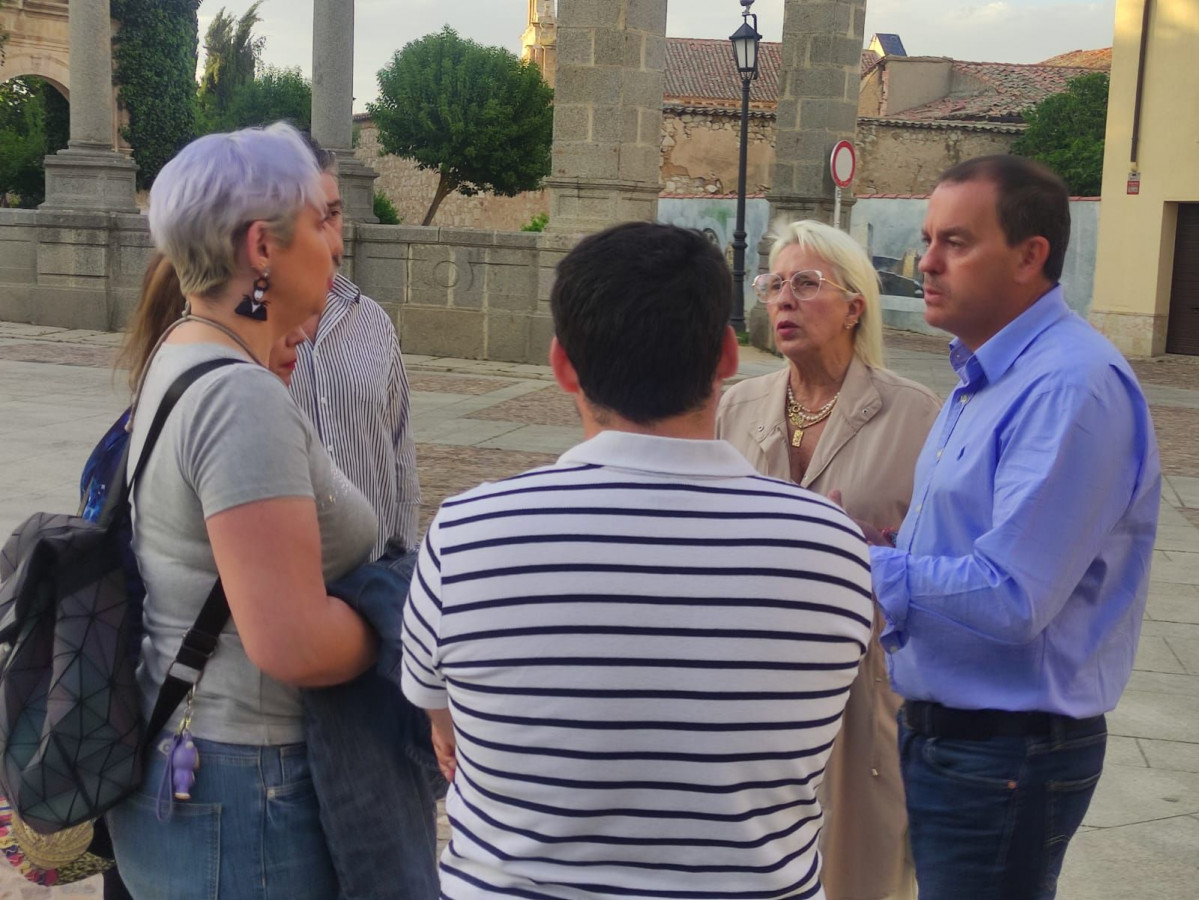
[521,0,557,88]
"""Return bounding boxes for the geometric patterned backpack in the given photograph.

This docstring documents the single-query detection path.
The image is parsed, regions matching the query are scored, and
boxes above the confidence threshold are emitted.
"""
[0,358,236,834]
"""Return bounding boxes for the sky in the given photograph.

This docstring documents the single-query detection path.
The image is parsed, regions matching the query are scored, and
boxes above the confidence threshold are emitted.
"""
[197,0,1118,112]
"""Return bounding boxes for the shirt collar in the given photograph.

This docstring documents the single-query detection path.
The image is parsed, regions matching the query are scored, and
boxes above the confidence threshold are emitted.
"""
[949,284,1070,386]
[330,273,361,306]
[559,430,760,478]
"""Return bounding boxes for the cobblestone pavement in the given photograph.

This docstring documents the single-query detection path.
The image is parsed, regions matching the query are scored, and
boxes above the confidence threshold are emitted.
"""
[0,321,1197,898]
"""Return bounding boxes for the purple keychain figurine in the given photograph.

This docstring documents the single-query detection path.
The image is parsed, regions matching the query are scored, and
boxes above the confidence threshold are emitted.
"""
[157,690,201,820]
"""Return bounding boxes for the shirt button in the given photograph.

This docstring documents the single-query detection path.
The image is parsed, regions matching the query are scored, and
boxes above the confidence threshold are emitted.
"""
[936,449,944,459]
[960,394,971,404]
[915,504,922,513]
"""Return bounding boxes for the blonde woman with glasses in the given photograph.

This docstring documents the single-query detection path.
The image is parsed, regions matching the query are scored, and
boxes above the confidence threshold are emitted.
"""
[717,219,939,900]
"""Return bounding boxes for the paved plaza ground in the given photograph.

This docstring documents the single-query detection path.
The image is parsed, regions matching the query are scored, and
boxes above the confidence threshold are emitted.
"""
[0,320,1197,897]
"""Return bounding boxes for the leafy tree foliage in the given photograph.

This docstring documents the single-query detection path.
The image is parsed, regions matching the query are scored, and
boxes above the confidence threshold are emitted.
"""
[208,65,311,132]
[197,2,264,132]
[111,0,200,187]
[1013,72,1109,197]
[0,78,69,207]
[373,191,401,225]
[369,27,553,226]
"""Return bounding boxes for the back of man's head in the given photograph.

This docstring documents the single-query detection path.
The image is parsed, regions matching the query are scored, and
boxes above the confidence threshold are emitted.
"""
[551,222,732,425]
[937,154,1071,282]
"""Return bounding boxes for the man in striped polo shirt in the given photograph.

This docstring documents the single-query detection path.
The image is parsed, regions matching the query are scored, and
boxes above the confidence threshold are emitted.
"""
[290,140,420,562]
[402,222,874,900]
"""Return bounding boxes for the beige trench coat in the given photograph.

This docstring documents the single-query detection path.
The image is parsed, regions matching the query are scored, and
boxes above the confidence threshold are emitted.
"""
[716,357,941,900]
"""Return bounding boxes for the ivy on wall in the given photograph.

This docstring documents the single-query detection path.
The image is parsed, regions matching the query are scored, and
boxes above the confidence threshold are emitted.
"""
[111,0,200,188]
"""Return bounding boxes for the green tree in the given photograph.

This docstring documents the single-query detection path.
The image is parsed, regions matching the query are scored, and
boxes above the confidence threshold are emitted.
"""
[373,191,401,225]
[368,27,553,226]
[218,65,311,131]
[197,2,264,132]
[0,77,68,207]
[1013,72,1109,197]
[111,0,200,187]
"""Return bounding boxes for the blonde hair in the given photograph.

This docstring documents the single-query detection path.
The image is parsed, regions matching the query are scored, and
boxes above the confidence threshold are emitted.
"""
[116,252,186,392]
[766,219,885,369]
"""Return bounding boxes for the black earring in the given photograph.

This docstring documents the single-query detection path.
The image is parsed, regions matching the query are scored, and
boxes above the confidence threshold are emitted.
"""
[235,272,271,321]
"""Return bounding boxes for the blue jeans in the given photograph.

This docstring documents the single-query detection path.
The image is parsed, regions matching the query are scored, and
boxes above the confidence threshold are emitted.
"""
[301,548,440,900]
[107,738,337,900]
[899,711,1107,900]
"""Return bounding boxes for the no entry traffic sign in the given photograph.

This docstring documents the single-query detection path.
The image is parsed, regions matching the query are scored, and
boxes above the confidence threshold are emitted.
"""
[830,140,857,189]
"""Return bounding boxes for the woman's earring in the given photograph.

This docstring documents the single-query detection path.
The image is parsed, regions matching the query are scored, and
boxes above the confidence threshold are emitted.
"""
[235,270,271,321]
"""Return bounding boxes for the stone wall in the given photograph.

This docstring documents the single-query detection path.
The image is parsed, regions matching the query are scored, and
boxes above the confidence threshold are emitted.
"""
[660,107,774,196]
[0,208,565,365]
[354,121,550,232]
[854,119,1021,195]
[0,209,153,331]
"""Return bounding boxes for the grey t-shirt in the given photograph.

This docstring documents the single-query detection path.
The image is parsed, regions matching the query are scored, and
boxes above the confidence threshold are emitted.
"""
[129,343,377,744]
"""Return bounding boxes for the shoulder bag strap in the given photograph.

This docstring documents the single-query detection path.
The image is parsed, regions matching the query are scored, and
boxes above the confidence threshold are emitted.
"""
[122,357,245,745]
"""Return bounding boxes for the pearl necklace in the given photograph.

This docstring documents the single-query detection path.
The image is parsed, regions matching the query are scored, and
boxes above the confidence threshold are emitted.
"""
[786,382,839,449]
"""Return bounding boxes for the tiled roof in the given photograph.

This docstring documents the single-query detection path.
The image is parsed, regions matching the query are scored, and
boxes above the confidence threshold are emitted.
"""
[859,116,1025,134]
[894,61,1103,122]
[663,38,883,106]
[1038,48,1112,69]
[873,34,907,57]
[663,38,780,106]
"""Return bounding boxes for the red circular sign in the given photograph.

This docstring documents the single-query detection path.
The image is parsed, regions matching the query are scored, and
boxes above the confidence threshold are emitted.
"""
[830,140,856,188]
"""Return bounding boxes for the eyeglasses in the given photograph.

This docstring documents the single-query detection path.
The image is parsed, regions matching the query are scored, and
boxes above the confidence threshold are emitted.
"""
[752,269,853,304]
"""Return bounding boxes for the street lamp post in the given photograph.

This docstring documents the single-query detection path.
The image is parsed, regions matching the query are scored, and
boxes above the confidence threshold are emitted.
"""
[728,0,762,333]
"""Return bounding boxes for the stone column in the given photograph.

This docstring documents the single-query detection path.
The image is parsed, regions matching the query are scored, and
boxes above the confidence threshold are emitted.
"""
[312,0,378,222]
[766,0,866,225]
[750,0,865,347]
[41,0,138,213]
[546,0,667,233]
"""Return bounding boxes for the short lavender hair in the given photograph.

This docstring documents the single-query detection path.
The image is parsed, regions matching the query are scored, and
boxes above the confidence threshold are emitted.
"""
[148,122,325,297]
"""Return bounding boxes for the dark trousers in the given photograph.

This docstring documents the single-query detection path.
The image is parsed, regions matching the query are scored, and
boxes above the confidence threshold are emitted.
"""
[899,705,1107,900]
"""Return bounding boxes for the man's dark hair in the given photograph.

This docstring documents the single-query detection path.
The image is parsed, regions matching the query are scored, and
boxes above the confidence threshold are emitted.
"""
[938,155,1071,281]
[551,222,732,424]
[300,130,338,174]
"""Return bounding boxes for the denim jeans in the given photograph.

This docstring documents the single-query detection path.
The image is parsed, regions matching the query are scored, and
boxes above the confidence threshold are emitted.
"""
[107,737,337,900]
[899,711,1107,900]
[302,548,440,900]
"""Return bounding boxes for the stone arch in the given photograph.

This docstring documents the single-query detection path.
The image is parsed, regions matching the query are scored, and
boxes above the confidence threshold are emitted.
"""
[0,0,122,147]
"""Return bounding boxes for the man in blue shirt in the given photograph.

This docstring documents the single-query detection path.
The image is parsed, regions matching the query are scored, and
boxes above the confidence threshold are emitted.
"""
[866,155,1160,899]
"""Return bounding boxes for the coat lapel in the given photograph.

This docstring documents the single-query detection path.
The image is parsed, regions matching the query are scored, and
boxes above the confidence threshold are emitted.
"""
[801,356,882,488]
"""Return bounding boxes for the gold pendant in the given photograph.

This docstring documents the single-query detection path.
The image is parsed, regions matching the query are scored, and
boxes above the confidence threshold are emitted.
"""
[792,428,804,448]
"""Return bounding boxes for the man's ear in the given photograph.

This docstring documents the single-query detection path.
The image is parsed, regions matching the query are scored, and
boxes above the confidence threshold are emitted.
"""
[1015,235,1052,284]
[550,337,581,395]
[715,326,740,383]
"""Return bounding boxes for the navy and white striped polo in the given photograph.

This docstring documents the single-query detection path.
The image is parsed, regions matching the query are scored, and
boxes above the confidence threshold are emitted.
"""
[403,430,873,900]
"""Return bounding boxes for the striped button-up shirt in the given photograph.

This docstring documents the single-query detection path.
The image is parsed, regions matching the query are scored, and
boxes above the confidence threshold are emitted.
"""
[291,274,420,559]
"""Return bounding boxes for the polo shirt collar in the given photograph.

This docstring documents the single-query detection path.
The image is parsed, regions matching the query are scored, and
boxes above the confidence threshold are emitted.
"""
[950,284,1070,386]
[560,430,760,478]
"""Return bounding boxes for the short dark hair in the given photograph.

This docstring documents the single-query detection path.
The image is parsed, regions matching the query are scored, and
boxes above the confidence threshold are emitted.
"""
[937,155,1071,281]
[299,130,337,174]
[551,222,732,424]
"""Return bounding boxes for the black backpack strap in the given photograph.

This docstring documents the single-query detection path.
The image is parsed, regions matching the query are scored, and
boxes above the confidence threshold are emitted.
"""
[124,357,244,746]
[145,581,231,742]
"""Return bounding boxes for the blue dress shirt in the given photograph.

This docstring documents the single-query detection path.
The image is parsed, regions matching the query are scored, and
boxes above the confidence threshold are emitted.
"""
[870,287,1160,718]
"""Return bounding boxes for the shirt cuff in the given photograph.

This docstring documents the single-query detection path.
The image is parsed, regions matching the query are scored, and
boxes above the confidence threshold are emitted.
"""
[869,546,911,652]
